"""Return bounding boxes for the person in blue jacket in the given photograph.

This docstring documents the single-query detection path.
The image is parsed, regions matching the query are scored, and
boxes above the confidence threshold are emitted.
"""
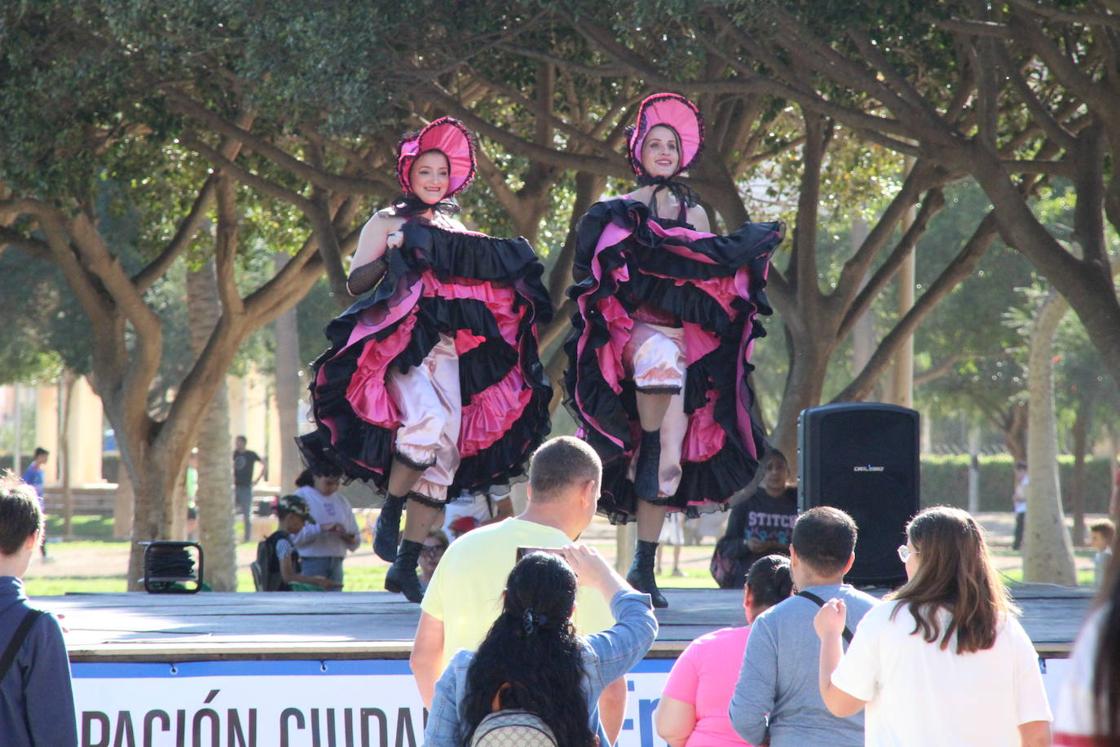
[0,474,77,746]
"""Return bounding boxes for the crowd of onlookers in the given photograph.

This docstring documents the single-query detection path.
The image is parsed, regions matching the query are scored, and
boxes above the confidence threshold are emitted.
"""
[413,437,1119,746]
[416,437,1119,746]
[3,436,1120,744]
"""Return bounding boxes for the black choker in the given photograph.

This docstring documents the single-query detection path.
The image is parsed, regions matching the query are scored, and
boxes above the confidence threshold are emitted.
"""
[392,194,461,218]
[636,175,699,213]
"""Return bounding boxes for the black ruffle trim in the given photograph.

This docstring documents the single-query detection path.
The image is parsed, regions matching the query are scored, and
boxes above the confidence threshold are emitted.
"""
[303,223,553,493]
[454,380,551,492]
[403,223,553,327]
[574,199,778,300]
[459,338,519,404]
[595,433,764,524]
[564,197,781,518]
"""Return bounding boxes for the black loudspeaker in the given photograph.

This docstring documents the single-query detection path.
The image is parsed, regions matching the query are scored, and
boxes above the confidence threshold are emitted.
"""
[798,403,920,587]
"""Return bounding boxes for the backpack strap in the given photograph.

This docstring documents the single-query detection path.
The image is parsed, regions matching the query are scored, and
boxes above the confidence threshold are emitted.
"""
[797,590,854,645]
[0,609,45,682]
[264,531,289,589]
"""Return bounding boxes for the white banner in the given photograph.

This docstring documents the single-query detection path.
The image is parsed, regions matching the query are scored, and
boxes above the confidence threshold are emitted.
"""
[73,656,1068,747]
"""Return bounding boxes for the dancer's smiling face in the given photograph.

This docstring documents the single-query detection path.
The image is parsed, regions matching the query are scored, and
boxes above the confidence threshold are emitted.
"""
[640,125,681,178]
[410,150,451,205]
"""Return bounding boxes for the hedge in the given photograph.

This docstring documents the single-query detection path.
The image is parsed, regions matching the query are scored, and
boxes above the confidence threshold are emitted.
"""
[920,455,1113,514]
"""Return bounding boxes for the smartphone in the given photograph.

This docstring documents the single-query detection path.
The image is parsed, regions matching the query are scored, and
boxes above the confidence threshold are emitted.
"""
[516,546,565,562]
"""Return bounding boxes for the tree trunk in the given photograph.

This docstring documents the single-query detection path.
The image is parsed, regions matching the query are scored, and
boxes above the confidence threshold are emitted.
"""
[967,424,981,515]
[187,260,238,591]
[770,327,831,466]
[112,466,133,540]
[1069,399,1093,547]
[161,461,187,544]
[848,217,877,395]
[970,152,1120,389]
[195,383,235,590]
[12,384,22,479]
[540,171,607,412]
[124,451,182,591]
[273,253,303,491]
[1023,291,1077,585]
[59,371,77,539]
[889,200,916,408]
[1003,403,1029,463]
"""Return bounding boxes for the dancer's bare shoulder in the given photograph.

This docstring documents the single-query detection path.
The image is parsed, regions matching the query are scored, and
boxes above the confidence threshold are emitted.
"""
[686,204,710,232]
[369,207,406,231]
[353,208,404,268]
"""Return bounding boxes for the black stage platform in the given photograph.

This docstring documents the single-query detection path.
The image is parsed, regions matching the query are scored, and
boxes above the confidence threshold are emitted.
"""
[44,583,1093,662]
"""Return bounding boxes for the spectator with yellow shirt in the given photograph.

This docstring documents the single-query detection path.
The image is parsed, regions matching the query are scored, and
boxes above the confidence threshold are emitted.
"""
[409,436,629,745]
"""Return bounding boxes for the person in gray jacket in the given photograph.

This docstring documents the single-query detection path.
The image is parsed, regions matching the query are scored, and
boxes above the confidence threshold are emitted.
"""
[729,506,877,746]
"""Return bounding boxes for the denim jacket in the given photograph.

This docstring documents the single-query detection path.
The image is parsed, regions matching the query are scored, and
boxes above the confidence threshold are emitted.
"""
[424,589,657,746]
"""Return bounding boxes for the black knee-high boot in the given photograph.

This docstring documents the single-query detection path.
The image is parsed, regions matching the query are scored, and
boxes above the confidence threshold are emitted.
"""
[627,539,668,608]
[633,429,662,500]
[385,538,424,603]
[374,493,406,562]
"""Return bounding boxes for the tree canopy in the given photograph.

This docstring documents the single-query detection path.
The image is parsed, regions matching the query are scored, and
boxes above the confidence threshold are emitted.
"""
[1,2,1116,575]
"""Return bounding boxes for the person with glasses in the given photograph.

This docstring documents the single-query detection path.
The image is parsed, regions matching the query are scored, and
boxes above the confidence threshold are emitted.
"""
[419,529,450,590]
[814,506,1051,747]
[291,466,361,589]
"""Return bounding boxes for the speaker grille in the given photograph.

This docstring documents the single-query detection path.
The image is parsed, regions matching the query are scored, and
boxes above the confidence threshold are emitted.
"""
[799,404,920,587]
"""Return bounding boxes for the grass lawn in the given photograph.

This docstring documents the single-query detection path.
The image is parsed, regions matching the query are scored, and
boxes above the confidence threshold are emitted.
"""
[990,547,1100,587]
[45,514,116,541]
[22,517,1104,596]
[24,576,129,595]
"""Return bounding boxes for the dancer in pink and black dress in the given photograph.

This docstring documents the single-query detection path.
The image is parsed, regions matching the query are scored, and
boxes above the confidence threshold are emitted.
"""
[564,93,784,608]
[299,117,553,602]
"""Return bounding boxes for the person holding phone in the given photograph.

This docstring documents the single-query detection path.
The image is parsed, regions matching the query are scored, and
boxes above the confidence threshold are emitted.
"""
[291,466,361,589]
[410,436,630,746]
[425,546,657,746]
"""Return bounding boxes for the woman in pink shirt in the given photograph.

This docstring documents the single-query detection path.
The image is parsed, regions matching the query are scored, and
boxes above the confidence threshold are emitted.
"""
[656,554,793,747]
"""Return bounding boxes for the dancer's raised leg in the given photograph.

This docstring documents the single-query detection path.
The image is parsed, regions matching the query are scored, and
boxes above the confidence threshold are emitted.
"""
[374,458,425,562]
[383,337,460,602]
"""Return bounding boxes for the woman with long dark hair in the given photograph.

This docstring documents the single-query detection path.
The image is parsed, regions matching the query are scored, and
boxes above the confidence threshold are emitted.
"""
[564,93,784,607]
[424,546,657,746]
[1053,540,1120,746]
[814,506,1051,746]
[657,554,793,746]
[298,117,552,602]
